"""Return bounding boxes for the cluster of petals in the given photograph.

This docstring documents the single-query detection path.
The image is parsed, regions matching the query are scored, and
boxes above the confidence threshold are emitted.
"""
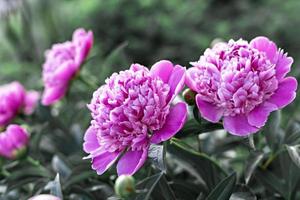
[186,36,297,136]
[83,60,187,176]
[42,28,93,106]
[0,124,29,159]
[0,81,39,128]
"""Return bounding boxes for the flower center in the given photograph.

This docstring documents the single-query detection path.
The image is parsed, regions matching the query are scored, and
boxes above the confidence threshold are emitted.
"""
[192,39,279,116]
[89,65,170,152]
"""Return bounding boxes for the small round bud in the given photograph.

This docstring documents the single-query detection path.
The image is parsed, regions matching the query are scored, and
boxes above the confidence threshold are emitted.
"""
[114,175,136,198]
[183,88,196,105]
[13,146,28,160]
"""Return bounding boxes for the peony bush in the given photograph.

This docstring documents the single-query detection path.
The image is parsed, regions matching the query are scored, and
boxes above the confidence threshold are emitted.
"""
[1,5,300,200]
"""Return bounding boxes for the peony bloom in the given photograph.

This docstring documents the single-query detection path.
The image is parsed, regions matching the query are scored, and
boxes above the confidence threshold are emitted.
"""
[186,37,297,136]
[83,60,187,176]
[0,82,39,127]
[28,194,61,200]
[42,28,93,106]
[0,125,29,159]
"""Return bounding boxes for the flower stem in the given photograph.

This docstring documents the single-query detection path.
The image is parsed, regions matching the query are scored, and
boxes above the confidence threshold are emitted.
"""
[77,74,98,90]
[26,156,40,167]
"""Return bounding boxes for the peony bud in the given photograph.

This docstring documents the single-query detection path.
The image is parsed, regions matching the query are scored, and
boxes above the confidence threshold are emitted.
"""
[114,175,136,198]
[183,88,196,105]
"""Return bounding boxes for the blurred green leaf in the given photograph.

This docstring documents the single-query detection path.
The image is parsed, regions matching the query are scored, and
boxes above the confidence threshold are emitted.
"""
[45,174,63,199]
[244,151,264,184]
[286,145,300,168]
[206,172,236,200]
[135,173,163,200]
[263,111,283,152]
[148,144,166,172]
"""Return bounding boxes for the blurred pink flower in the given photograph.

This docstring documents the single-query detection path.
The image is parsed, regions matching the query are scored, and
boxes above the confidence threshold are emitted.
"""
[186,37,297,136]
[42,28,93,106]
[0,82,39,127]
[0,124,29,159]
[28,194,61,200]
[83,60,187,176]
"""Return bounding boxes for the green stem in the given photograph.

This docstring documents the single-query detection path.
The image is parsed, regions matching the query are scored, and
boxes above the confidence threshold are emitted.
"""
[77,74,98,90]
[1,168,11,177]
[26,156,40,167]
[262,148,285,170]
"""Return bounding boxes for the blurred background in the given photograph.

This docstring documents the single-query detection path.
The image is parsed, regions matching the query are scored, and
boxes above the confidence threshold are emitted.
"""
[1,0,300,85]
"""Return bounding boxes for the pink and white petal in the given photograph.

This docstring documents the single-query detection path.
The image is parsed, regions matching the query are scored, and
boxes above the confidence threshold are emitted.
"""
[117,148,148,176]
[275,51,293,80]
[196,95,223,123]
[92,151,121,175]
[168,65,186,102]
[223,114,259,136]
[150,60,174,83]
[54,61,78,82]
[83,126,99,153]
[150,102,187,144]
[267,77,297,109]
[250,36,277,62]
[41,86,67,106]
[185,67,200,92]
[24,90,40,115]
[247,102,277,128]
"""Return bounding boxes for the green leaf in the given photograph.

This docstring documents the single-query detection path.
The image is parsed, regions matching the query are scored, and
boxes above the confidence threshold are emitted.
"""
[148,144,166,172]
[52,155,72,179]
[244,151,264,184]
[286,145,300,168]
[263,111,283,151]
[169,138,227,192]
[206,173,236,200]
[135,173,163,200]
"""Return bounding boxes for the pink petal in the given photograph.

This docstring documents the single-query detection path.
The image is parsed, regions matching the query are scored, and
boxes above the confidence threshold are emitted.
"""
[275,51,293,80]
[223,114,259,136]
[41,86,67,106]
[83,126,99,153]
[185,67,200,92]
[117,148,148,176]
[267,77,297,109]
[92,151,121,175]
[247,102,277,128]
[150,60,174,83]
[196,94,223,123]
[151,102,187,144]
[168,65,186,102]
[24,90,40,115]
[250,36,277,62]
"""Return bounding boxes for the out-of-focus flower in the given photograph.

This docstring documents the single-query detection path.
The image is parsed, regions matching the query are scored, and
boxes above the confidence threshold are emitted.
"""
[28,194,61,200]
[0,124,29,159]
[0,82,39,127]
[42,28,93,106]
[115,175,136,198]
[83,60,187,176]
[186,37,297,136]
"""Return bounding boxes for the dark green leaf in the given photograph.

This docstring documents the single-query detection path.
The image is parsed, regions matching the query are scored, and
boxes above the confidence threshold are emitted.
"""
[206,172,236,200]
[135,173,163,200]
[45,174,63,199]
[244,151,264,184]
[286,145,300,168]
[263,111,283,151]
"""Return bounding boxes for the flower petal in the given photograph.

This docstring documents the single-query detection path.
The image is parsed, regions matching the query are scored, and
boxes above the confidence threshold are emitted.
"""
[117,148,148,176]
[267,77,297,109]
[250,36,277,62]
[41,86,67,106]
[150,60,174,83]
[247,102,277,128]
[151,102,187,144]
[83,126,99,153]
[275,51,293,80]
[92,151,121,175]
[185,67,200,92]
[196,94,223,123]
[223,114,259,136]
[168,65,186,102]
[24,91,40,115]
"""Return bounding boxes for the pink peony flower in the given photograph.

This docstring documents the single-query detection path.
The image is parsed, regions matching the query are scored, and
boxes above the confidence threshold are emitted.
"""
[42,28,93,106]
[186,37,297,136]
[0,124,29,159]
[28,194,61,200]
[83,60,187,176]
[0,82,39,127]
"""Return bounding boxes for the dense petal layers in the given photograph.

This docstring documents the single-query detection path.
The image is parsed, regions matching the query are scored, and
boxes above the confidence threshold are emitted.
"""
[187,37,297,136]
[84,61,187,175]
[0,125,29,159]
[42,28,93,105]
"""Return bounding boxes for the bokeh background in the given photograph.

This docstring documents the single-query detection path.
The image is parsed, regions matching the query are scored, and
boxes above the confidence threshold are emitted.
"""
[1,1,300,199]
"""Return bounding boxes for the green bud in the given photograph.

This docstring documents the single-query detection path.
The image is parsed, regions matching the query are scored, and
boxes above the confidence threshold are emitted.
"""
[183,88,196,105]
[114,175,136,198]
[13,146,28,160]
